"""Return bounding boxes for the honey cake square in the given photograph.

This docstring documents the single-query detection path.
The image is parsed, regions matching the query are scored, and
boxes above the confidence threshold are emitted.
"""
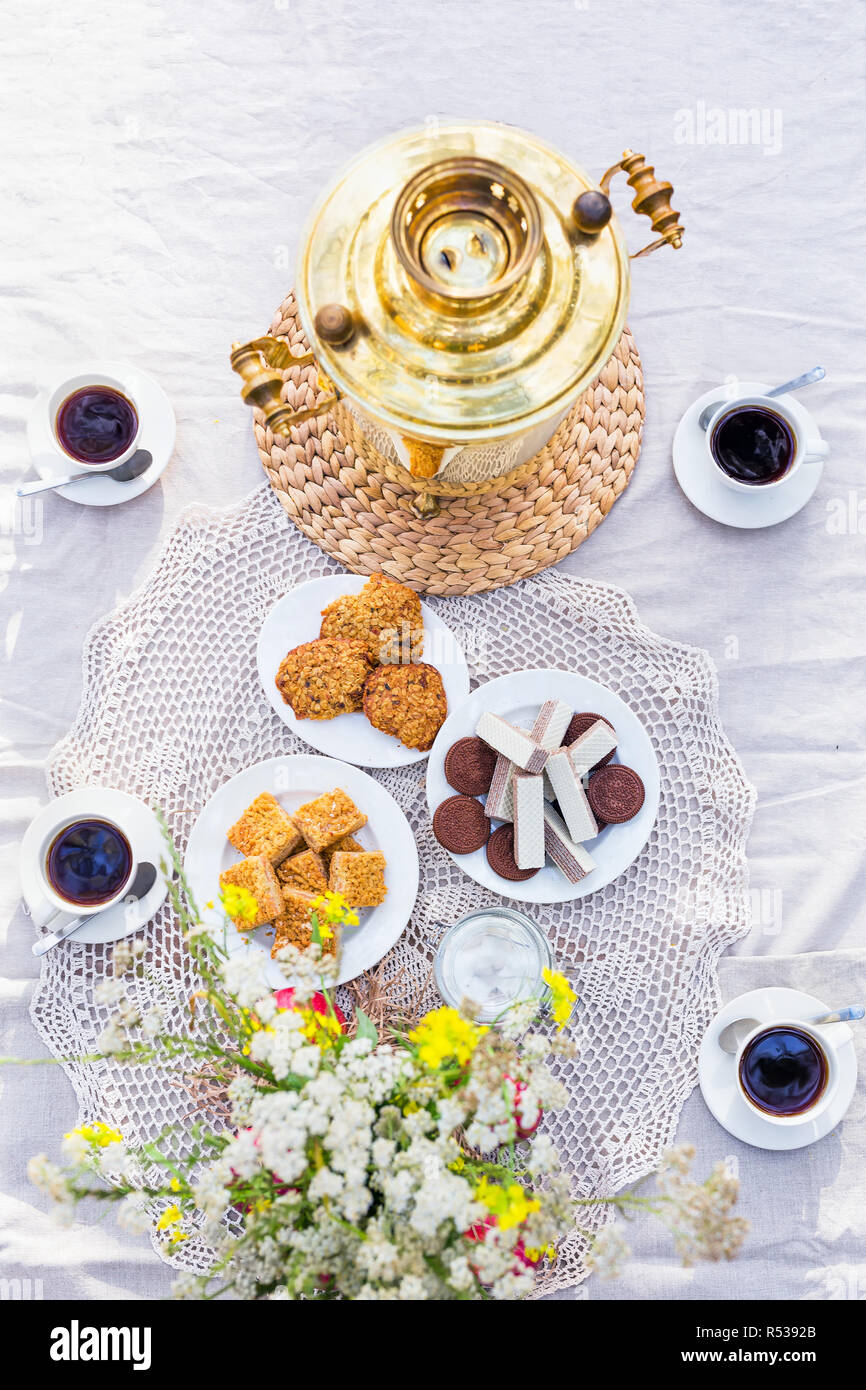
[291,788,367,853]
[276,848,329,895]
[328,850,387,907]
[271,888,338,958]
[227,792,302,865]
[322,833,365,868]
[219,854,284,929]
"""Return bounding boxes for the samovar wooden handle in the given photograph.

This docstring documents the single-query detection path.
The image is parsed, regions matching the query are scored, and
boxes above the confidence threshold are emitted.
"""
[572,149,684,259]
[230,336,338,433]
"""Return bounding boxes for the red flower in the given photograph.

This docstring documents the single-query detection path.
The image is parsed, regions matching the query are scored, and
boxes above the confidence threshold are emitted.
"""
[275,987,346,1028]
[464,1213,541,1272]
[506,1076,542,1140]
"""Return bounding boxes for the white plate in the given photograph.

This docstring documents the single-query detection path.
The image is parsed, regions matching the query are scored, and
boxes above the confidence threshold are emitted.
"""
[256,575,470,768]
[20,787,169,944]
[426,669,660,904]
[699,988,857,1151]
[26,360,176,506]
[183,754,419,987]
[673,381,824,529]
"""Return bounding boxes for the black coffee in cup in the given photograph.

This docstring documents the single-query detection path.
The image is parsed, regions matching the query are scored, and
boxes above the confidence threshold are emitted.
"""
[739,1025,828,1116]
[56,386,138,464]
[46,819,133,906]
[710,405,795,485]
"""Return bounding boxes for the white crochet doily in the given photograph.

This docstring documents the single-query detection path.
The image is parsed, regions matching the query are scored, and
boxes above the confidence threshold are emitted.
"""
[30,484,756,1296]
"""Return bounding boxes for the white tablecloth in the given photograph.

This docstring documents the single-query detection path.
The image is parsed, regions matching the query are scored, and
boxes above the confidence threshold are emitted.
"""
[2,0,864,1301]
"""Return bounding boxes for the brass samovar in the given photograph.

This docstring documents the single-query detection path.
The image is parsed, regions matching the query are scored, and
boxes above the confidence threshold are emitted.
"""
[232,121,683,515]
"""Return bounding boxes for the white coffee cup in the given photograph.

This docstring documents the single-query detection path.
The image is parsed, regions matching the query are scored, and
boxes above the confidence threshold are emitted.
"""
[39,809,137,917]
[706,393,828,493]
[48,370,141,472]
[735,1017,846,1127]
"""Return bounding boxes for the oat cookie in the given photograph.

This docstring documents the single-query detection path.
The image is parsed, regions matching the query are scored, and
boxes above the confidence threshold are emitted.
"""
[362,662,447,751]
[320,573,423,665]
[275,638,373,720]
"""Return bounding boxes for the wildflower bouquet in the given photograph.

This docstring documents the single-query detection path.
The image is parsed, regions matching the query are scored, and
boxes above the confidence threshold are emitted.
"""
[25,835,748,1300]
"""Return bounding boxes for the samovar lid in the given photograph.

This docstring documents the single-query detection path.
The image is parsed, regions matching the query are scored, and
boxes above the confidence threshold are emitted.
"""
[296,121,632,444]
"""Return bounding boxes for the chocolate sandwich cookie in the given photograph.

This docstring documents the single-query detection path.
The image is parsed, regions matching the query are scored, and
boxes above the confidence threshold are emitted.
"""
[444,736,498,797]
[564,711,616,769]
[587,764,645,824]
[433,795,490,854]
[485,823,540,882]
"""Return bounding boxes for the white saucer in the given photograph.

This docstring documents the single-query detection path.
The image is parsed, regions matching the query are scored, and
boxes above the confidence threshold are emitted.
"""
[698,987,857,1151]
[20,787,169,945]
[26,361,176,505]
[426,669,659,904]
[257,575,470,769]
[183,754,419,987]
[673,381,825,529]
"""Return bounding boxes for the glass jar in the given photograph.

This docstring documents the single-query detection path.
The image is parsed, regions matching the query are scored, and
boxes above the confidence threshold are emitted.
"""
[434,906,553,1025]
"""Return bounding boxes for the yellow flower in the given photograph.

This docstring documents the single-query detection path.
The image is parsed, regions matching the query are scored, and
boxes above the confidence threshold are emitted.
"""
[475,1177,540,1231]
[220,883,259,923]
[310,914,334,944]
[523,1242,556,1263]
[299,1008,343,1048]
[156,1204,182,1231]
[65,1121,122,1149]
[408,1007,488,1069]
[542,968,577,1030]
[169,1229,189,1245]
[312,891,359,930]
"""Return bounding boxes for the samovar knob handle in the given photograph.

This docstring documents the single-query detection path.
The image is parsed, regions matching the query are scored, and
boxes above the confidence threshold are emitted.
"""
[589,149,684,259]
[572,190,613,234]
[314,303,355,346]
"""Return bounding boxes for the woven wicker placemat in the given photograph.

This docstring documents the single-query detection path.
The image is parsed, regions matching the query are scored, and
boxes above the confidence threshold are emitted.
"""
[253,291,645,596]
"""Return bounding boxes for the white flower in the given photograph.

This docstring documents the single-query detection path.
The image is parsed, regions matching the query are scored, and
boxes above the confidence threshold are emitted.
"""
[117,1195,151,1234]
[27,1154,68,1200]
[448,1254,475,1291]
[141,1007,163,1038]
[398,1275,429,1300]
[112,941,134,975]
[172,1272,204,1299]
[220,954,270,1009]
[98,1140,132,1178]
[60,1131,89,1164]
[193,1168,232,1221]
[307,1168,344,1203]
[94,978,126,1006]
[523,1133,559,1176]
[586,1221,631,1280]
[371,1137,395,1169]
[97,1019,128,1054]
[291,1045,321,1080]
[435,1095,469,1133]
